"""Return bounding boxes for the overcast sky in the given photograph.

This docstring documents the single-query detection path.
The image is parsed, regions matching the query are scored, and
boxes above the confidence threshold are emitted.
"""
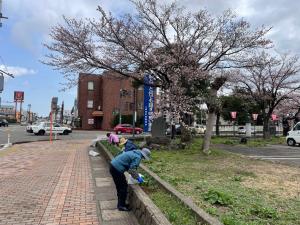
[0,0,299,116]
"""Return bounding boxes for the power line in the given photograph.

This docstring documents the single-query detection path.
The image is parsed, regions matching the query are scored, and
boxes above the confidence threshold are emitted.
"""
[0,55,14,78]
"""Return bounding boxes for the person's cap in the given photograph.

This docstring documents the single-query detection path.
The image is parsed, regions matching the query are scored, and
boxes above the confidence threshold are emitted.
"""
[141,148,151,160]
[119,137,127,146]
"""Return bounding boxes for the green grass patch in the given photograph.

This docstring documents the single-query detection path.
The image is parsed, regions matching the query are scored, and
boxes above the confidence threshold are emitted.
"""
[141,173,200,225]
[143,138,300,225]
[100,139,300,225]
[100,140,200,225]
[211,136,286,147]
[100,141,121,156]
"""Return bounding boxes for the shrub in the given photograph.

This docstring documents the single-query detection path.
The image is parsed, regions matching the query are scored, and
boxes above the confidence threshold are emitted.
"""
[6,118,17,123]
[250,205,278,219]
[111,114,143,127]
[204,189,233,206]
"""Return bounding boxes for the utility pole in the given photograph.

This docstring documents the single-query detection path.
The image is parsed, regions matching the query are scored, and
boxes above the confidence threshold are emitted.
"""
[132,88,137,137]
[19,100,23,122]
[0,0,8,28]
[27,104,31,124]
[60,101,64,124]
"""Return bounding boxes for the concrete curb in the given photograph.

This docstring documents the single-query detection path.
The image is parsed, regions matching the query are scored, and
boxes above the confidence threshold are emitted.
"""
[97,142,172,225]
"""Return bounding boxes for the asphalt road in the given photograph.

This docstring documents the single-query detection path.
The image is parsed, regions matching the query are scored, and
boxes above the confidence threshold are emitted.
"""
[215,143,300,167]
[0,124,108,145]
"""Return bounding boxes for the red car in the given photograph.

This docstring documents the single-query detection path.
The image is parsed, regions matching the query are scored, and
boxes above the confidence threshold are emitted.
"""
[114,124,143,134]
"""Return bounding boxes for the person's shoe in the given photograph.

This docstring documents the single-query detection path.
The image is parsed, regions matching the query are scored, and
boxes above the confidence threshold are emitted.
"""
[118,206,131,211]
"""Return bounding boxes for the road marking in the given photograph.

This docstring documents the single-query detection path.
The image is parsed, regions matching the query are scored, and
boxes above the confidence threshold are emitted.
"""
[250,156,300,160]
[260,157,300,160]
[249,155,300,158]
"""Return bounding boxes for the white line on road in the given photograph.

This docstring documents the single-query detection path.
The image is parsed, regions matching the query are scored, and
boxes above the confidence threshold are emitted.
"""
[249,155,300,158]
[261,158,300,160]
[250,156,300,160]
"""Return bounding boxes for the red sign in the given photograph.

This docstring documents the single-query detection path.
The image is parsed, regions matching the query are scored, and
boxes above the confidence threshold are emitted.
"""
[271,114,278,121]
[230,111,237,119]
[14,91,24,101]
[252,113,258,121]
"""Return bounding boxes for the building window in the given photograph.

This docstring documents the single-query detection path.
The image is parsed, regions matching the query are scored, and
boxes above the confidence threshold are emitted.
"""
[88,81,94,90]
[138,102,143,110]
[129,103,134,111]
[87,100,93,108]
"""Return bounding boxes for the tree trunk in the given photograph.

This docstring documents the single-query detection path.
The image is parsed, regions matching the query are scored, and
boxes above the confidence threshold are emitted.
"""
[282,118,290,136]
[263,117,270,139]
[216,112,220,136]
[202,77,226,154]
[202,111,216,154]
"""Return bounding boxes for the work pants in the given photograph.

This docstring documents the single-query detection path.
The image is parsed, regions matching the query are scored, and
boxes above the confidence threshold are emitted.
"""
[109,164,128,207]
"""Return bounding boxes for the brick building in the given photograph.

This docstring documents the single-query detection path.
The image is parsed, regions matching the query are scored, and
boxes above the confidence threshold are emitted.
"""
[77,72,145,130]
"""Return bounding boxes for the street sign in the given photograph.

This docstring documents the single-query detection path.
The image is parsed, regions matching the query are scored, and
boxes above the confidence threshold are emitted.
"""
[88,118,94,124]
[14,91,24,101]
[252,113,258,121]
[230,111,237,119]
[144,74,155,132]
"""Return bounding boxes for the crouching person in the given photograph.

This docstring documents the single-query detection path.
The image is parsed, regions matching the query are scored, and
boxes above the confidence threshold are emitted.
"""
[107,132,119,146]
[119,137,138,152]
[109,148,151,211]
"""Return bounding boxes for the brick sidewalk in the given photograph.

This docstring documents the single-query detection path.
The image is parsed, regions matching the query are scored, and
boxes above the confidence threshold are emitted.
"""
[0,140,99,225]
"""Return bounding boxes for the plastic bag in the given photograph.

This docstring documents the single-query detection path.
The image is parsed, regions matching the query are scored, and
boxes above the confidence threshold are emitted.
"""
[89,150,99,157]
[128,173,144,185]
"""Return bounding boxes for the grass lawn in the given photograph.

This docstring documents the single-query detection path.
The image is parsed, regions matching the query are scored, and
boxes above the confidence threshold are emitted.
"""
[211,136,286,147]
[101,139,300,225]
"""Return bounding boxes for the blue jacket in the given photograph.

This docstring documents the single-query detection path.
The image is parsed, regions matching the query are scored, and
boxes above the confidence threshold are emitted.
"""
[124,140,138,152]
[111,150,142,173]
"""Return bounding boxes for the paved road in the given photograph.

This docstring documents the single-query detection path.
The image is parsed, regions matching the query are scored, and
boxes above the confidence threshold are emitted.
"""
[0,125,108,145]
[215,144,300,167]
[0,125,145,146]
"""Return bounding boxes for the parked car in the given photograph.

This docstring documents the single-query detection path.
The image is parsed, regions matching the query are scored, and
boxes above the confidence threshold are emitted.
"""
[20,121,28,126]
[237,126,255,134]
[237,126,246,134]
[114,124,143,134]
[32,122,72,135]
[0,119,8,127]
[166,124,181,135]
[26,122,38,133]
[192,124,206,134]
[286,122,300,146]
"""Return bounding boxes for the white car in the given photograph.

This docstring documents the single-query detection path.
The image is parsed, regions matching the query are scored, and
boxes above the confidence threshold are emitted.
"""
[191,124,206,134]
[26,123,38,133]
[237,126,255,134]
[32,122,72,136]
[286,122,300,146]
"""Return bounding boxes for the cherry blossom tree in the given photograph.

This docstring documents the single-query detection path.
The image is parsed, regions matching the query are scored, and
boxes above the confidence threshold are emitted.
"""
[235,51,300,138]
[273,93,300,135]
[44,0,271,153]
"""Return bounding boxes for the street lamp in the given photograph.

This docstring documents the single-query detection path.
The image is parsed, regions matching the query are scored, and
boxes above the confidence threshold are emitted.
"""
[119,89,123,124]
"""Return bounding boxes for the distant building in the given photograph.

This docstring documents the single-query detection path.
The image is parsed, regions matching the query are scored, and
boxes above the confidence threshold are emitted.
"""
[77,72,147,130]
[0,105,15,119]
